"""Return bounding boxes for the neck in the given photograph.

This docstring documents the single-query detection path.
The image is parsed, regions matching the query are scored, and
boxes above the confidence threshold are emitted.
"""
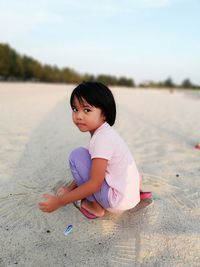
[90,121,106,137]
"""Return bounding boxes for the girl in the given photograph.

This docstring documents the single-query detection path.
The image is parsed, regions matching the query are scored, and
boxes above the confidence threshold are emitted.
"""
[39,82,151,219]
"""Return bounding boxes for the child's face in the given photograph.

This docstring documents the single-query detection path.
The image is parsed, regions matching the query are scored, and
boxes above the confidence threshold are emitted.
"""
[71,97,106,135]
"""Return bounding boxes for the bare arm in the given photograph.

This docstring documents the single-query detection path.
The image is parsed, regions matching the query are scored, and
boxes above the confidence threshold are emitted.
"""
[60,157,107,204]
[39,158,108,212]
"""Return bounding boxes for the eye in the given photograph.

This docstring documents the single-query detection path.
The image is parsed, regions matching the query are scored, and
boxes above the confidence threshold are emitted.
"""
[84,108,91,113]
[72,107,78,112]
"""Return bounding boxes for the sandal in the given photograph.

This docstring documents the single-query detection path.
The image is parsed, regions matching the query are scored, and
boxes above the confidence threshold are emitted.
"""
[140,191,152,200]
[73,200,98,219]
[195,143,200,149]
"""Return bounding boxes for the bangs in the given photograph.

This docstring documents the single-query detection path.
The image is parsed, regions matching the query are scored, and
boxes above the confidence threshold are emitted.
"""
[71,94,84,107]
[70,85,95,108]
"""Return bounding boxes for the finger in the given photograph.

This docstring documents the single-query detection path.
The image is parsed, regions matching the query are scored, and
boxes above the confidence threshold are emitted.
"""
[39,204,50,212]
[41,207,51,213]
[40,207,48,212]
[38,202,48,207]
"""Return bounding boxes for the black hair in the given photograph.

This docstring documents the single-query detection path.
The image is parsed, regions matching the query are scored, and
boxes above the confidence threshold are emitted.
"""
[70,81,116,126]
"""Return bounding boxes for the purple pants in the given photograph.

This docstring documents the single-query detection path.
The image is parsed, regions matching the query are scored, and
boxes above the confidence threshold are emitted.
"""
[69,147,110,209]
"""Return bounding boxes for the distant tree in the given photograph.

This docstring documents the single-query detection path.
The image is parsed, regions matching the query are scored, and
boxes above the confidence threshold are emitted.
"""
[61,67,82,83]
[117,76,135,87]
[9,48,20,78]
[51,66,61,82]
[96,74,118,85]
[181,78,193,89]
[0,44,12,79]
[83,73,95,82]
[163,77,175,88]
[22,56,35,80]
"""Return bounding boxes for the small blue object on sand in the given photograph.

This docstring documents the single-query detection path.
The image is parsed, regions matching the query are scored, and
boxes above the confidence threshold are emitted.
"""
[63,224,73,236]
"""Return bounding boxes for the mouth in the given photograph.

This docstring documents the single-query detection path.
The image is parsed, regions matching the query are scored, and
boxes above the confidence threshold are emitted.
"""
[76,123,86,127]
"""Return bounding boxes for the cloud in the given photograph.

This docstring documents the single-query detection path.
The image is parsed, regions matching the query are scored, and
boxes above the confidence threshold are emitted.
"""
[133,0,190,8]
[126,0,178,8]
[0,0,190,34]
[52,0,189,11]
[0,9,63,39]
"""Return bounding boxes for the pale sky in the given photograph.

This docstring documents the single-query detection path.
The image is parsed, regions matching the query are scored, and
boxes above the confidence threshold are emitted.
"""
[0,0,200,85]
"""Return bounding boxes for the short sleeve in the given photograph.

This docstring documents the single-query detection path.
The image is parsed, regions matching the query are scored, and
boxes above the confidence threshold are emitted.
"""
[89,132,114,160]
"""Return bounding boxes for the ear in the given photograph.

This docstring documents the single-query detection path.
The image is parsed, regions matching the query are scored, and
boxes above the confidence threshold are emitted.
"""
[101,112,106,121]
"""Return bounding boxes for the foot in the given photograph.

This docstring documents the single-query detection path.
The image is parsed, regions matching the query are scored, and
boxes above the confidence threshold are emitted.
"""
[81,199,105,217]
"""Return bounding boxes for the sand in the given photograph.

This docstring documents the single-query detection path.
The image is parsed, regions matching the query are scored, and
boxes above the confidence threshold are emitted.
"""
[0,82,200,267]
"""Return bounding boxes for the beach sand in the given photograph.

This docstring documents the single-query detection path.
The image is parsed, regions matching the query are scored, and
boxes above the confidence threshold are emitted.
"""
[0,82,200,267]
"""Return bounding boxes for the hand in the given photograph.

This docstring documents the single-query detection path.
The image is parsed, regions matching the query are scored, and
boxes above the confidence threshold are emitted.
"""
[56,186,70,196]
[38,194,62,213]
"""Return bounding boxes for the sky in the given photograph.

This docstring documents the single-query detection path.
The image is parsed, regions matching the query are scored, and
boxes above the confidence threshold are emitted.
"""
[0,0,200,85]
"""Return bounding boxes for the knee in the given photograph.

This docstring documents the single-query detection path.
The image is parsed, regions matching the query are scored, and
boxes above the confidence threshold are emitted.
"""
[69,147,90,164]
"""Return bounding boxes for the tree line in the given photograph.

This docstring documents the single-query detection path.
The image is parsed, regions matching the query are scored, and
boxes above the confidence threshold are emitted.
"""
[0,43,134,87]
[139,77,200,90]
[0,43,199,89]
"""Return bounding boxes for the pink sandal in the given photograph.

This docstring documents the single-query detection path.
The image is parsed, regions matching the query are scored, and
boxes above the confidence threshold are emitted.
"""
[140,191,152,200]
[73,201,97,219]
[195,143,200,150]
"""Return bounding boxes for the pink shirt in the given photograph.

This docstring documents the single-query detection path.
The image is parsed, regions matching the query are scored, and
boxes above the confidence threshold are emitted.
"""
[89,122,140,210]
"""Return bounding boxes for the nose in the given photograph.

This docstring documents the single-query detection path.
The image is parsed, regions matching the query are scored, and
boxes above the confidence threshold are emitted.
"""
[76,111,84,120]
